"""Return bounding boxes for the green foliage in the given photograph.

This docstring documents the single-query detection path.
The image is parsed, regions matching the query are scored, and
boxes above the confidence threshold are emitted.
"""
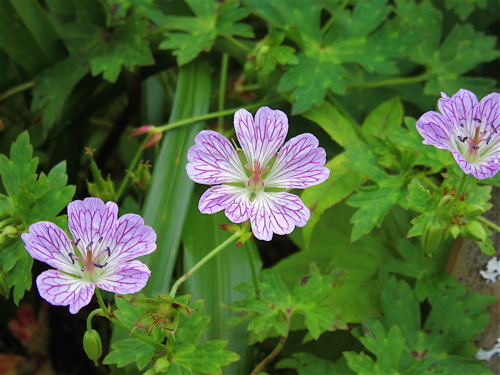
[276,352,347,375]
[344,275,495,374]
[227,263,347,344]
[160,0,253,65]
[0,132,74,303]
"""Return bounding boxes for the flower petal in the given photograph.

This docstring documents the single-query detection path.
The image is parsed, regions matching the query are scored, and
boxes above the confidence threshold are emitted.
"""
[186,130,246,185]
[199,185,251,223]
[416,111,454,150]
[21,222,78,274]
[96,260,151,294]
[36,270,94,314]
[234,107,288,166]
[107,214,157,263]
[478,92,500,131]
[451,151,500,180]
[265,133,330,189]
[67,198,118,254]
[439,89,478,126]
[250,192,310,241]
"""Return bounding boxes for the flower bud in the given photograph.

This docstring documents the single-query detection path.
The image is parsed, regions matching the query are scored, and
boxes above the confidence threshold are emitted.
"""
[154,356,171,373]
[421,219,443,255]
[448,224,460,239]
[461,220,486,242]
[83,329,102,366]
[464,204,484,219]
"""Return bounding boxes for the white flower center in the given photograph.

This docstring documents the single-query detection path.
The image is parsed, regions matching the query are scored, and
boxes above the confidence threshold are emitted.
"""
[69,237,111,281]
[456,117,498,163]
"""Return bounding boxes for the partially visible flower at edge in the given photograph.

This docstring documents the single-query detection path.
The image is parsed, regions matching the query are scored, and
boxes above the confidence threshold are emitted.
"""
[416,89,500,179]
[21,197,157,314]
[186,106,330,241]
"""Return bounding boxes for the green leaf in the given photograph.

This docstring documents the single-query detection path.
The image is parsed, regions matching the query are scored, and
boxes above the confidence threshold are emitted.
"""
[103,338,155,371]
[277,204,393,324]
[0,132,37,197]
[279,49,346,114]
[302,101,360,147]
[160,0,252,65]
[445,0,487,22]
[362,97,403,136]
[252,29,298,77]
[406,178,433,214]
[0,132,74,303]
[347,178,404,242]
[276,352,342,375]
[90,14,154,83]
[169,299,241,375]
[300,154,365,246]
[229,263,347,344]
[347,274,495,374]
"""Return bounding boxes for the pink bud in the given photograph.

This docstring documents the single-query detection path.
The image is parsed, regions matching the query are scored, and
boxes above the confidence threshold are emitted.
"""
[142,131,162,149]
[130,125,157,138]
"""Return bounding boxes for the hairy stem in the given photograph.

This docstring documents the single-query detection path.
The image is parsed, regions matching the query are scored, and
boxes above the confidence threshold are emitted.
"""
[169,231,241,297]
[94,289,167,352]
[347,74,427,90]
[250,334,289,375]
[477,216,500,232]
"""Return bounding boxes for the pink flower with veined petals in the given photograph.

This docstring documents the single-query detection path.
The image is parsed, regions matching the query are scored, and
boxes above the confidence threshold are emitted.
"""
[21,197,156,314]
[416,89,500,179]
[186,106,330,241]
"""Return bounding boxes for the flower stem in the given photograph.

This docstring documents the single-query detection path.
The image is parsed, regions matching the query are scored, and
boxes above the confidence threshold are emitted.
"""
[86,309,103,331]
[169,232,241,298]
[451,174,469,206]
[249,323,290,375]
[217,53,229,133]
[347,74,427,90]
[477,216,500,233]
[156,99,279,134]
[0,81,35,102]
[114,135,151,202]
[245,240,261,300]
[94,289,167,352]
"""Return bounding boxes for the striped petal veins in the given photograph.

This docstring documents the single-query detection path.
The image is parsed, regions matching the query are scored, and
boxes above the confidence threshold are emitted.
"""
[186,106,330,241]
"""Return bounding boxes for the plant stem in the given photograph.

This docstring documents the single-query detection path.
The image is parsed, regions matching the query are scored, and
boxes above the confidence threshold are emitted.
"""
[477,216,500,232]
[451,174,468,206]
[169,231,241,298]
[86,309,103,331]
[94,289,167,352]
[156,99,279,134]
[114,136,151,202]
[250,335,289,375]
[0,81,35,102]
[245,240,261,300]
[347,74,427,90]
[217,53,229,133]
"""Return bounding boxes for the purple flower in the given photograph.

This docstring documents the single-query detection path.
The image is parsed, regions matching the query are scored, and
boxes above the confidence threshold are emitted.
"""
[186,106,330,241]
[21,198,156,314]
[416,89,500,179]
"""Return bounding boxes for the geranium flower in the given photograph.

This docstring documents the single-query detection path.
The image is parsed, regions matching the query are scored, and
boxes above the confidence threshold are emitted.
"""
[186,106,330,241]
[416,89,499,179]
[21,198,156,314]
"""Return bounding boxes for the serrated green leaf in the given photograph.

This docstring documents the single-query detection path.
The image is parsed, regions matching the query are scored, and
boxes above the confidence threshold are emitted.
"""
[276,352,341,375]
[161,0,252,65]
[0,132,37,197]
[278,204,392,324]
[445,0,487,21]
[302,101,360,147]
[347,179,404,242]
[90,14,154,83]
[406,178,433,214]
[408,213,433,238]
[279,49,345,114]
[170,299,240,375]
[230,264,346,344]
[103,338,155,370]
[300,154,365,247]
[344,141,386,181]
[362,97,403,136]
